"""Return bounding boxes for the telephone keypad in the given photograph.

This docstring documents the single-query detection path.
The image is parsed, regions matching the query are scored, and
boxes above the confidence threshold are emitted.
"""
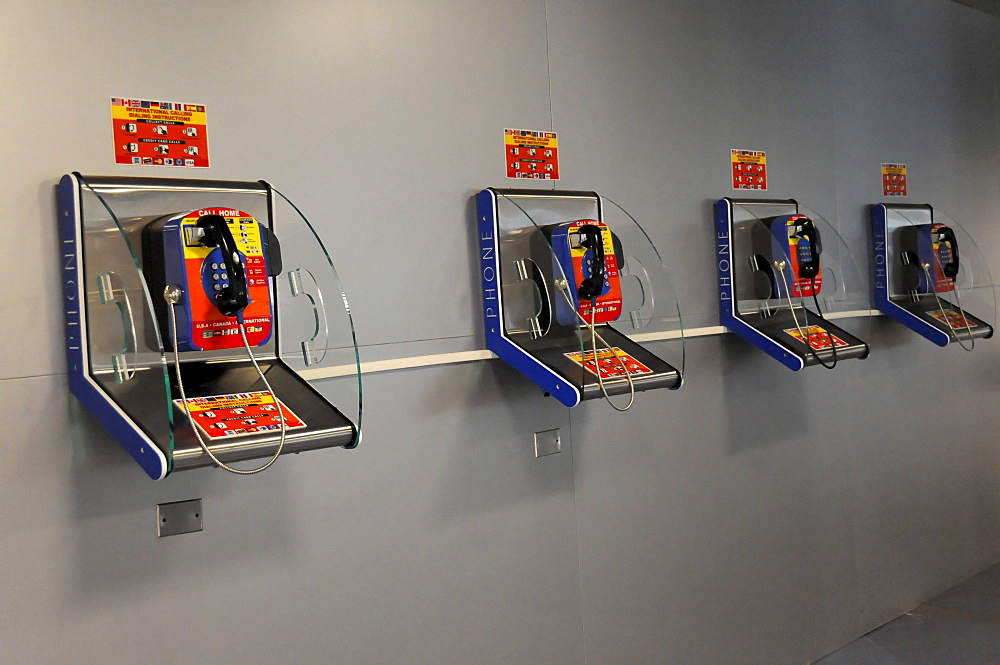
[583,248,613,298]
[201,246,237,299]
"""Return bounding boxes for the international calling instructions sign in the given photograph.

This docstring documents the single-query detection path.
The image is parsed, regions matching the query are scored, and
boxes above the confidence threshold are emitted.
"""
[732,149,767,190]
[174,391,306,441]
[505,128,559,179]
[881,163,907,197]
[111,97,209,167]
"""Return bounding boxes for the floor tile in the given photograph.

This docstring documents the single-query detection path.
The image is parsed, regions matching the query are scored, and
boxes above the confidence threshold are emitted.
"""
[926,565,1000,616]
[813,637,906,664]
[868,612,1000,665]
[817,563,1000,665]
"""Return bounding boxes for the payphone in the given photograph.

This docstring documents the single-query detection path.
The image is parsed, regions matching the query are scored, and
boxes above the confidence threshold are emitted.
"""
[871,203,994,347]
[716,198,870,370]
[477,189,684,409]
[58,174,361,479]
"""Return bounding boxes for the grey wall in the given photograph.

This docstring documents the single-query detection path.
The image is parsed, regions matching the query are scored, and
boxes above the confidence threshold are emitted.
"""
[1,1,998,663]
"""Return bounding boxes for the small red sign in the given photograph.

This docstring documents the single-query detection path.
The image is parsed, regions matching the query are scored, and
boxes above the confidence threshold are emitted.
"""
[882,163,907,196]
[505,128,559,179]
[565,347,654,380]
[111,97,209,167]
[784,325,849,351]
[928,308,977,329]
[175,391,306,441]
[732,149,767,190]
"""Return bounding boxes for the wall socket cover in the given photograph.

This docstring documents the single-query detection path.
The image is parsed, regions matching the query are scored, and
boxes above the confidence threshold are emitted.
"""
[157,498,203,537]
[534,429,561,457]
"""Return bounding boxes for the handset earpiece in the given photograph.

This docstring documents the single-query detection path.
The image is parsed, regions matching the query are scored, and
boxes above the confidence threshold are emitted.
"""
[197,214,248,316]
[575,224,605,301]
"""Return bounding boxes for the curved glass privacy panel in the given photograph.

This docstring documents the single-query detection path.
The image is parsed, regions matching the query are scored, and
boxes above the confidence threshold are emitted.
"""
[478,188,683,407]
[269,188,362,438]
[872,203,994,347]
[58,175,359,479]
[600,197,685,366]
[716,198,870,370]
[495,194,586,351]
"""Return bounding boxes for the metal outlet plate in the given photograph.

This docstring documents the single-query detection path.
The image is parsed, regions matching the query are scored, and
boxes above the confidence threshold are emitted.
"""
[157,498,203,537]
[534,429,561,457]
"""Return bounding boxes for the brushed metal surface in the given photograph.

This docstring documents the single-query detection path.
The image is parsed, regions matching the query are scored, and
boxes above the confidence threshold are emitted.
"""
[534,428,562,457]
[157,498,203,537]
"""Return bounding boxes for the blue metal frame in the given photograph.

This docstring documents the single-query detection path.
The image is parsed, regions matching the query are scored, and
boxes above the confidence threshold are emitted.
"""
[715,198,805,371]
[58,174,169,479]
[476,188,581,407]
[870,203,952,347]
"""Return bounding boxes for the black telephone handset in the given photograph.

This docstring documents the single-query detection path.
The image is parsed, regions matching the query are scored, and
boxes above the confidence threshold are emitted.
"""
[576,224,605,301]
[196,215,249,317]
[548,220,623,326]
[935,225,959,279]
[793,218,822,279]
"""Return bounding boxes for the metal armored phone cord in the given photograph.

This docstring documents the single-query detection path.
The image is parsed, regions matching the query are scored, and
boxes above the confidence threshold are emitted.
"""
[165,287,287,474]
[921,262,975,352]
[774,261,837,369]
[809,276,838,369]
[574,296,636,411]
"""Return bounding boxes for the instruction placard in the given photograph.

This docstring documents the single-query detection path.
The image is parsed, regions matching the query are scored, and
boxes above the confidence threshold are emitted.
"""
[505,128,559,179]
[784,325,849,351]
[928,308,977,329]
[112,97,209,167]
[732,149,767,190]
[565,347,653,380]
[881,163,907,196]
[174,391,306,441]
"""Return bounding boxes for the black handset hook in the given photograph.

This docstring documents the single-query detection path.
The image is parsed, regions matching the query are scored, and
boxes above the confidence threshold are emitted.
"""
[900,250,922,294]
[576,224,605,301]
[936,225,960,278]
[795,217,821,279]
[197,214,249,316]
[749,254,778,300]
